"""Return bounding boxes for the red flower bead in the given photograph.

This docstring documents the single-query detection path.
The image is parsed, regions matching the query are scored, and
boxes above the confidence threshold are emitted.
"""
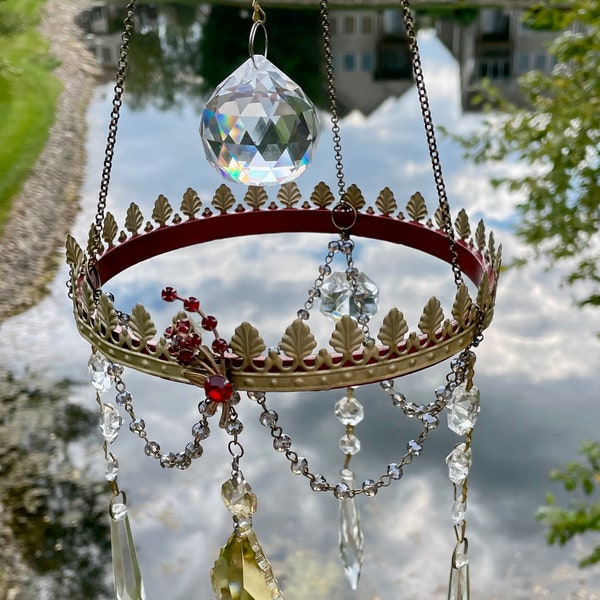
[184,297,200,312]
[161,287,178,302]
[201,315,218,331]
[177,320,191,334]
[212,338,228,354]
[204,375,233,402]
[177,348,195,365]
[164,326,174,338]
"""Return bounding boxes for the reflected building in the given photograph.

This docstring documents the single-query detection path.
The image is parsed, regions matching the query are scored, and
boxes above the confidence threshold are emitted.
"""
[328,9,413,116]
[436,7,580,110]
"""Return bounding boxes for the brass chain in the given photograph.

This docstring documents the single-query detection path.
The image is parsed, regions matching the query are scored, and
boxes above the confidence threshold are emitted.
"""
[89,0,137,266]
[399,0,464,289]
[319,0,346,202]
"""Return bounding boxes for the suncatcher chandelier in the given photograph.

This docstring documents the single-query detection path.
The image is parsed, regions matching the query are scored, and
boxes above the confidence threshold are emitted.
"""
[65,0,501,598]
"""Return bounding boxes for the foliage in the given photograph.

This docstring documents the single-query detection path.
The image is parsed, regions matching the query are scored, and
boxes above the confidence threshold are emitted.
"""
[0,369,111,598]
[536,441,600,567]
[455,0,600,308]
[0,0,61,235]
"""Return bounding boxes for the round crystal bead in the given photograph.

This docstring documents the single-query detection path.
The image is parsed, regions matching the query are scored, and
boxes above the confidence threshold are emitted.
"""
[200,55,320,186]
[297,308,310,320]
[387,463,403,480]
[407,440,422,455]
[176,452,191,470]
[421,413,440,430]
[334,395,364,426]
[160,452,177,469]
[129,418,145,433]
[290,457,308,475]
[310,474,328,492]
[186,440,204,459]
[391,392,406,407]
[144,440,161,457]
[339,433,361,455]
[273,434,292,452]
[225,419,244,436]
[259,410,278,428]
[319,263,332,275]
[115,390,132,406]
[362,479,378,496]
[192,421,210,440]
[334,483,351,500]
[247,391,265,402]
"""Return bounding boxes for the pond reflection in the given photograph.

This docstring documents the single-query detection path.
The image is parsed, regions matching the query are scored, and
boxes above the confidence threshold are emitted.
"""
[3,2,600,599]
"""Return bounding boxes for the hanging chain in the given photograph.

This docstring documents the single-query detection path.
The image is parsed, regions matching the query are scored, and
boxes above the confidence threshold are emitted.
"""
[399,0,464,289]
[89,0,137,266]
[319,0,346,203]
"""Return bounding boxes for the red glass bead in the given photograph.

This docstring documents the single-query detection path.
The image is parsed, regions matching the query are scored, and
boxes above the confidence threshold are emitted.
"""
[211,338,228,354]
[164,326,174,338]
[161,287,178,302]
[187,333,202,348]
[177,320,191,334]
[177,348,195,365]
[184,297,200,312]
[201,315,218,331]
[204,375,233,402]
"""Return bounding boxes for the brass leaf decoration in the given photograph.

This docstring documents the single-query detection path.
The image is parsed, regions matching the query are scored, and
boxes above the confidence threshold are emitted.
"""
[375,187,397,215]
[212,184,236,213]
[330,315,363,355]
[377,307,408,349]
[152,194,173,226]
[65,234,84,269]
[487,231,496,259]
[230,322,266,360]
[244,186,268,210]
[80,279,95,318]
[279,319,317,362]
[128,303,157,342]
[476,271,491,311]
[454,208,471,241]
[181,187,201,219]
[475,219,486,252]
[343,184,365,210]
[406,192,428,222]
[434,206,445,230]
[125,203,144,235]
[102,212,118,247]
[95,294,118,336]
[310,181,335,208]
[418,296,444,340]
[277,182,302,208]
[86,223,103,256]
[451,283,473,328]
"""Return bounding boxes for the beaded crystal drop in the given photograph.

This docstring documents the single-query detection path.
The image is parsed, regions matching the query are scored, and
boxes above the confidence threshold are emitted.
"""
[100,403,123,443]
[446,443,472,484]
[338,468,364,590]
[447,384,480,436]
[88,352,113,393]
[200,55,319,186]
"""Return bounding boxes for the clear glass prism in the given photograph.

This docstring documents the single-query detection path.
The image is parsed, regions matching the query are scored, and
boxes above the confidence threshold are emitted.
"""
[338,468,364,590]
[448,553,470,600]
[334,394,364,426]
[110,503,146,600]
[88,351,113,393]
[320,271,379,321]
[99,403,123,443]
[200,55,319,186]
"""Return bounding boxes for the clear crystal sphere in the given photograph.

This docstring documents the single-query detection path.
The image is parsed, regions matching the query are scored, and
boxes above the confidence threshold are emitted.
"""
[200,55,319,186]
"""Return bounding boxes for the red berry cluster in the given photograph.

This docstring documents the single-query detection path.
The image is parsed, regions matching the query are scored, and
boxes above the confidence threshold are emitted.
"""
[161,287,229,365]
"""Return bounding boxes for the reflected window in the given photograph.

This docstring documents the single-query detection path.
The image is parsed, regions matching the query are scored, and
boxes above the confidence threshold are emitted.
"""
[361,52,373,71]
[344,16,355,34]
[534,53,547,71]
[361,15,373,34]
[343,53,355,71]
[517,52,530,74]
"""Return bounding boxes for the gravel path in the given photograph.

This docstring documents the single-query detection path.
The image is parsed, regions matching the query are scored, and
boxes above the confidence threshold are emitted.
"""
[0,0,99,322]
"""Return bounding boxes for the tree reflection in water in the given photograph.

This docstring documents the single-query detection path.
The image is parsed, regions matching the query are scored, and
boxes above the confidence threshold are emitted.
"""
[0,369,110,600]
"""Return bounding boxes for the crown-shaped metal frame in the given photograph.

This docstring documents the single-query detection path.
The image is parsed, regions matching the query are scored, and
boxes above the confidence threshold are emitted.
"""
[66,181,500,392]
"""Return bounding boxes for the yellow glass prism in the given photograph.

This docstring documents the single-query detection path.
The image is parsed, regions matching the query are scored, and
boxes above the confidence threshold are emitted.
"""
[211,530,285,600]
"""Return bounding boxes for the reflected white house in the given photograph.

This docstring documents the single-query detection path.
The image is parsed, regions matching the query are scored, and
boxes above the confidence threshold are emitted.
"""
[329,9,413,116]
[436,7,580,110]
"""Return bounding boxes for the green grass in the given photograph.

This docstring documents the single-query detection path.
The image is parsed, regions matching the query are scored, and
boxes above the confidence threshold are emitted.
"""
[0,0,61,235]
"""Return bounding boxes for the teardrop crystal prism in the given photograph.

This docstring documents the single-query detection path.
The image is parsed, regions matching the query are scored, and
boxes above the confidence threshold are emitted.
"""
[448,553,470,600]
[110,503,146,600]
[338,468,364,590]
[100,403,123,443]
[211,528,285,600]
[200,55,319,186]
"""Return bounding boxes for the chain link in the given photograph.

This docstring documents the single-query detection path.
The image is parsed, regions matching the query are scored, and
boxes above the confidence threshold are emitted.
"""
[89,0,137,265]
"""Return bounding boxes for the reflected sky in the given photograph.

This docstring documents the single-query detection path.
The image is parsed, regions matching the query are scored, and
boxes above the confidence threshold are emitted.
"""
[3,13,600,600]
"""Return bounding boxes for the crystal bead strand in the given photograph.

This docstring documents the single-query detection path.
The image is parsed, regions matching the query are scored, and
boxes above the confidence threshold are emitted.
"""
[445,352,479,600]
[334,387,365,589]
[89,350,146,600]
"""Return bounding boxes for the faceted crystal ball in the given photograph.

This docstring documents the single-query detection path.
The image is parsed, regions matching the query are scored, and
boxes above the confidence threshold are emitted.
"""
[200,55,320,186]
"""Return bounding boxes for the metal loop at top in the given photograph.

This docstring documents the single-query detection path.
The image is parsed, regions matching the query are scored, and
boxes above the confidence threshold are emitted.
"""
[249,21,268,64]
[331,202,357,232]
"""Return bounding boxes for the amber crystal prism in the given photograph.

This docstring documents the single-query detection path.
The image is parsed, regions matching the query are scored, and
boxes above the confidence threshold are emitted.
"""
[211,530,285,600]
